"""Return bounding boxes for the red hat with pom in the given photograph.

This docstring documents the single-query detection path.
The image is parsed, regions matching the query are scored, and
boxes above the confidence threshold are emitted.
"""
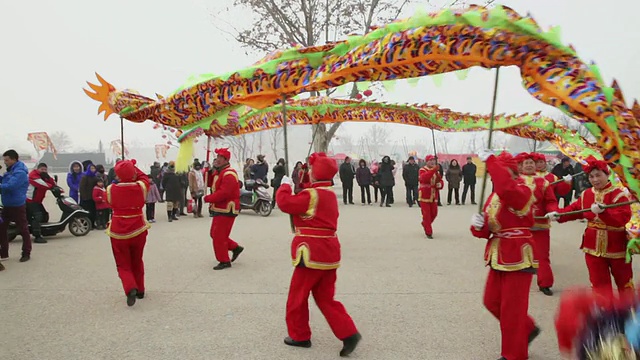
[583,155,609,175]
[214,148,231,161]
[309,152,338,181]
[514,152,535,163]
[496,152,519,173]
[114,159,137,182]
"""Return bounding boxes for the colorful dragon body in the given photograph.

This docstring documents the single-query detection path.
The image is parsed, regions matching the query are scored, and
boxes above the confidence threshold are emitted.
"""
[85,4,640,198]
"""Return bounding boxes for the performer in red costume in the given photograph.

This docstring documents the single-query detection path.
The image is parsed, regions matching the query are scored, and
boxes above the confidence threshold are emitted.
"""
[106,159,150,307]
[471,150,540,360]
[534,153,572,204]
[276,152,361,357]
[516,153,559,296]
[546,156,633,298]
[204,148,244,270]
[418,155,443,239]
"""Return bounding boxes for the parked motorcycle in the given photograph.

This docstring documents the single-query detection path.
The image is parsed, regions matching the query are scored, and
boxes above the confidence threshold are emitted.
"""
[240,179,272,217]
[6,186,92,242]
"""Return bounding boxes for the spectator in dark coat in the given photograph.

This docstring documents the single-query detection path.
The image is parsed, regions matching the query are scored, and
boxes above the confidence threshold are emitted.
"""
[271,158,286,207]
[161,164,182,222]
[436,160,444,206]
[339,157,356,205]
[251,155,269,182]
[572,162,591,199]
[79,163,98,227]
[378,156,395,207]
[445,159,462,205]
[402,156,419,207]
[355,159,372,205]
[150,162,161,187]
[461,157,477,205]
[107,158,120,185]
[552,157,575,206]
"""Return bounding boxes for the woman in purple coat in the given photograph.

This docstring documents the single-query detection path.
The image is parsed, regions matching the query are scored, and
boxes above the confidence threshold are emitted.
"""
[66,161,84,203]
[355,159,372,205]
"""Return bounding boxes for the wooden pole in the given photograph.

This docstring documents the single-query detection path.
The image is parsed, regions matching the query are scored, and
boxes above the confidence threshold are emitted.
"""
[534,200,638,220]
[281,95,295,232]
[478,67,501,213]
[120,116,125,160]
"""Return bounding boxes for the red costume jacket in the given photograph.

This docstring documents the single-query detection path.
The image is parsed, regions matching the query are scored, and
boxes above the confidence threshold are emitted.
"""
[93,186,110,210]
[471,157,537,271]
[418,166,443,203]
[106,166,150,240]
[204,165,240,215]
[558,183,631,259]
[276,181,341,270]
[521,175,558,230]
[26,169,56,203]
[539,171,571,197]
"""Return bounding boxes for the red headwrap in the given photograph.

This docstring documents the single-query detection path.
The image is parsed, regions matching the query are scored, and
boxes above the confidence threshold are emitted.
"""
[114,159,137,182]
[214,148,231,161]
[583,155,609,175]
[496,151,519,173]
[513,153,537,164]
[425,155,435,162]
[532,153,546,162]
[309,152,338,181]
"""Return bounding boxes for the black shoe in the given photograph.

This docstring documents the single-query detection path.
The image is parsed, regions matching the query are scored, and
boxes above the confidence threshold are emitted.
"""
[447,202,451,205]
[461,202,465,205]
[33,237,47,244]
[284,336,312,348]
[0,263,5,271]
[497,357,507,360]
[136,292,145,299]
[385,204,391,207]
[127,289,138,307]
[349,202,354,205]
[529,325,541,344]
[19,254,30,262]
[379,203,383,207]
[471,202,477,205]
[213,262,231,270]
[339,332,362,357]
[426,235,433,239]
[168,211,173,222]
[231,246,244,262]
[539,287,553,296]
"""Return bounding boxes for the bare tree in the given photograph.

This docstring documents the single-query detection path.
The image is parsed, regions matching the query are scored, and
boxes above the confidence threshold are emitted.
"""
[216,0,413,152]
[335,132,354,153]
[366,124,392,157]
[49,131,73,153]
[269,127,284,160]
[554,115,596,142]
[225,134,252,165]
[436,134,450,154]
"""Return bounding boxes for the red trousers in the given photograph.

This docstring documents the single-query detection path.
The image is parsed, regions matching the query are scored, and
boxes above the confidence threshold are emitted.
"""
[584,253,634,298]
[483,269,535,360]
[210,215,239,263]
[286,267,358,341]
[532,230,553,288]
[110,232,147,295]
[419,201,438,236]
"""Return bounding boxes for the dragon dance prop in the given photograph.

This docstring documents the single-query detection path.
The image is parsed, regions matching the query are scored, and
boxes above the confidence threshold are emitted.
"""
[85,4,640,199]
[27,132,57,159]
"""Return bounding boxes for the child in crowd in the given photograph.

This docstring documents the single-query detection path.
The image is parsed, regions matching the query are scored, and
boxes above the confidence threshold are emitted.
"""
[93,178,111,230]
[146,179,161,223]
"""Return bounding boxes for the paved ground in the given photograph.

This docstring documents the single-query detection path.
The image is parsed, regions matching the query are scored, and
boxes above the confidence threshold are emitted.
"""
[2,183,634,360]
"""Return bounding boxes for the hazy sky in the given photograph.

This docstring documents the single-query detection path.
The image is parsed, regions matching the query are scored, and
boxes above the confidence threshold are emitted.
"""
[2,0,639,160]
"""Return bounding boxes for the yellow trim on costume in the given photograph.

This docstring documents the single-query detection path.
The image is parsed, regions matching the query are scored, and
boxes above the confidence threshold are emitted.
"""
[512,191,535,217]
[301,188,319,220]
[223,171,239,181]
[486,239,538,271]
[106,185,112,204]
[292,244,340,270]
[136,180,148,200]
[486,195,502,232]
[613,192,628,203]
[106,223,150,240]
[112,214,144,219]
[209,202,239,215]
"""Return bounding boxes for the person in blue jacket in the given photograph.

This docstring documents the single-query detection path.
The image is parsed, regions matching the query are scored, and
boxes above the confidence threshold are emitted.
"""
[66,160,83,203]
[0,149,33,263]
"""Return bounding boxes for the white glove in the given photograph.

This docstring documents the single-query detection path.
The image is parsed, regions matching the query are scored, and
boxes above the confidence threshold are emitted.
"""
[545,211,560,221]
[436,183,442,189]
[471,213,485,230]
[563,174,573,183]
[477,149,494,162]
[623,187,631,196]
[280,176,294,188]
[591,203,605,214]
[202,161,210,168]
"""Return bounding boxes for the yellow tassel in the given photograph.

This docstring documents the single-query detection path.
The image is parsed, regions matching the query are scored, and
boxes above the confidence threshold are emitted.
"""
[175,138,194,173]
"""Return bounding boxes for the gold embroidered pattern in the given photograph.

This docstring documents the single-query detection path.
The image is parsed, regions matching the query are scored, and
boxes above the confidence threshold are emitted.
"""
[301,188,319,220]
[486,194,502,232]
[292,243,340,270]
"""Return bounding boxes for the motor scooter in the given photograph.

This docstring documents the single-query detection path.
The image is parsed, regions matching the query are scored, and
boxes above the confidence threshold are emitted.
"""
[6,186,92,242]
[240,179,272,217]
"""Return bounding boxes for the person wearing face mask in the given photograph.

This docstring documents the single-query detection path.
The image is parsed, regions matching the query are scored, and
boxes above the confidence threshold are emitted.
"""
[204,148,244,270]
[516,153,559,296]
[546,156,633,299]
[470,150,540,360]
[27,163,58,244]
